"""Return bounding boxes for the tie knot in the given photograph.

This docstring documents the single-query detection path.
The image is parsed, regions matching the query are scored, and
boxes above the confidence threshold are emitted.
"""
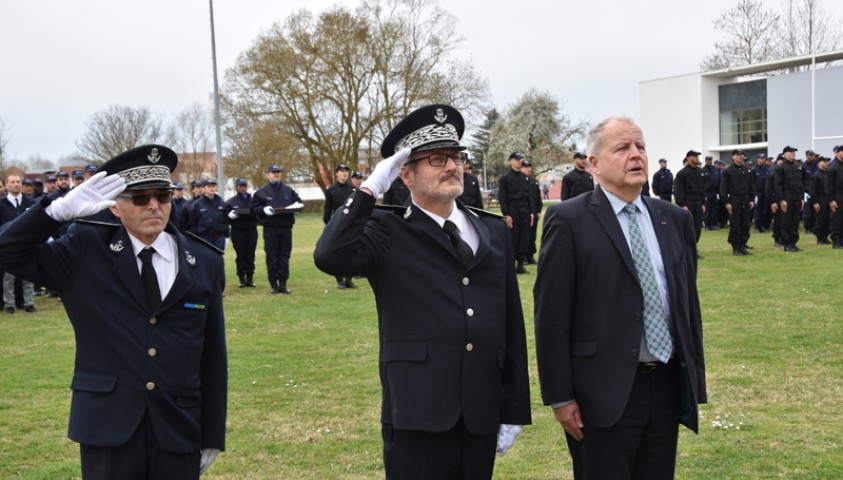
[138,247,156,264]
[624,203,637,217]
[443,220,458,235]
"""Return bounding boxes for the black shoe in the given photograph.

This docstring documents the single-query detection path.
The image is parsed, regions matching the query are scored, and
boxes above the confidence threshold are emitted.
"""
[246,274,256,287]
[526,257,538,265]
[336,282,347,289]
[774,242,783,248]
[784,245,801,252]
[5,307,14,314]
[515,263,529,274]
[818,238,831,245]
[24,306,36,313]
[277,282,291,294]
[344,278,357,289]
[732,249,745,256]
[710,226,720,231]
[744,245,754,249]
[740,245,753,256]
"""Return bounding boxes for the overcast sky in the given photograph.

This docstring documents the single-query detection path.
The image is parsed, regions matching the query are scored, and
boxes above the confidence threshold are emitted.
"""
[2,0,841,163]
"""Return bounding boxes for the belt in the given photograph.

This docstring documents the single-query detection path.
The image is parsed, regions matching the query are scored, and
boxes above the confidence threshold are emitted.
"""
[637,362,663,374]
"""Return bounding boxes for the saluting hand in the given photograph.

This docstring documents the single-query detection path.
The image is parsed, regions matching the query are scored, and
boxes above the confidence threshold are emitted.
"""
[46,172,126,222]
[360,147,411,198]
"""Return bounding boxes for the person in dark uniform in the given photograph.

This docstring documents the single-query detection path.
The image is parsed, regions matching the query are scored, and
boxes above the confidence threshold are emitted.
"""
[810,156,831,245]
[170,182,186,227]
[178,180,203,233]
[351,171,364,190]
[458,153,484,210]
[31,177,45,200]
[323,164,357,289]
[801,150,818,234]
[651,158,674,202]
[189,179,228,251]
[521,159,543,264]
[314,104,531,479]
[828,146,843,249]
[767,157,784,247]
[774,146,805,252]
[561,152,594,200]
[674,150,707,257]
[498,152,532,273]
[0,145,227,479]
[702,156,720,230]
[44,175,58,195]
[225,178,258,288]
[383,176,410,206]
[84,164,98,181]
[752,154,770,232]
[1,175,37,313]
[721,149,755,256]
[251,165,303,294]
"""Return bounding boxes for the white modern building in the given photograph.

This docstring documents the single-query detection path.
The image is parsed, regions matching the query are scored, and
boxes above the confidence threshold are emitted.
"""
[640,49,843,175]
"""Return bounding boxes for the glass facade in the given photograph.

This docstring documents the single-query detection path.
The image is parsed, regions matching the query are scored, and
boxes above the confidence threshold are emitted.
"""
[719,79,768,145]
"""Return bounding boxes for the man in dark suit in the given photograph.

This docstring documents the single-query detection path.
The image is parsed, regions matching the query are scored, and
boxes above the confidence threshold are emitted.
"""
[314,104,531,480]
[534,117,706,480]
[0,145,227,479]
[1,174,37,313]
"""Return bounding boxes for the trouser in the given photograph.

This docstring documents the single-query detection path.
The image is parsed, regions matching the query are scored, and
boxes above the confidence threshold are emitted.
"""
[780,197,802,246]
[657,193,672,203]
[814,201,830,240]
[830,197,843,242]
[528,212,539,256]
[771,208,782,244]
[704,193,719,228]
[382,418,497,480]
[263,226,292,283]
[3,273,33,308]
[718,200,729,227]
[753,192,769,230]
[803,195,816,231]
[727,201,751,246]
[80,412,200,480]
[231,227,258,276]
[508,208,531,260]
[686,202,703,243]
[566,359,680,480]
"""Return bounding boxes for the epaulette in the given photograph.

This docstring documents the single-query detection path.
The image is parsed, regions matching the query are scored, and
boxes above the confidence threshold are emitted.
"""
[374,204,407,215]
[75,218,121,228]
[183,231,224,255]
[465,206,505,220]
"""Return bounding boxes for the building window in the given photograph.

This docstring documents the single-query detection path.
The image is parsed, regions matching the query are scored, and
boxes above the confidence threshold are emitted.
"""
[719,79,767,145]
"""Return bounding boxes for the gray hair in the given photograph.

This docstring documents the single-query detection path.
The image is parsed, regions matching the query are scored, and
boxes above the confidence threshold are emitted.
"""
[586,116,637,157]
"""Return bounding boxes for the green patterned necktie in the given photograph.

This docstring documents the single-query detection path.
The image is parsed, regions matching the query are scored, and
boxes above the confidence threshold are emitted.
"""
[624,203,673,362]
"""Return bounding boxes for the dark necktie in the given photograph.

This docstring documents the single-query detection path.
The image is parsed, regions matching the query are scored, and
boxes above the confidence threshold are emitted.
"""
[443,220,474,268]
[15,197,19,208]
[624,203,673,362]
[138,247,161,311]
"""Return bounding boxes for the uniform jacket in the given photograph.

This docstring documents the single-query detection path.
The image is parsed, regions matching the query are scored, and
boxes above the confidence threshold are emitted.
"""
[458,172,484,210]
[225,192,258,230]
[561,168,594,200]
[810,169,829,205]
[526,174,543,214]
[313,191,531,435]
[674,165,706,207]
[774,160,805,201]
[721,164,754,204]
[703,165,720,194]
[250,182,302,228]
[534,187,706,432]
[827,160,843,202]
[498,168,531,216]
[323,181,355,224]
[0,203,227,453]
[191,194,229,240]
[652,167,674,195]
[753,165,768,193]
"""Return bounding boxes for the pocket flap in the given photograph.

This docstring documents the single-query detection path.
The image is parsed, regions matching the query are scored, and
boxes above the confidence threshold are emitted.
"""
[571,342,598,357]
[380,342,427,362]
[71,372,117,393]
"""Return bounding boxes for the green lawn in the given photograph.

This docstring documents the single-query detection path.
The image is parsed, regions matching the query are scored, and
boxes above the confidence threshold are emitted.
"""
[1,210,841,479]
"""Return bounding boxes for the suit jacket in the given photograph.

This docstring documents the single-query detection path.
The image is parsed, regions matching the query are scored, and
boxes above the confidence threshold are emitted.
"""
[313,191,531,435]
[0,203,227,453]
[534,187,706,432]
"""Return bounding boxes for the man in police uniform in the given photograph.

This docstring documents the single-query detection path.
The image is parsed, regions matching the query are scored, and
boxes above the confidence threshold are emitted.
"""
[521,159,543,264]
[702,156,720,230]
[561,152,594,200]
[0,145,227,479]
[314,104,531,479]
[775,146,805,252]
[721,149,755,255]
[828,146,843,249]
[72,170,85,188]
[498,152,532,273]
[673,150,707,257]
[458,153,484,210]
[802,150,819,234]
[251,165,303,294]
[226,178,258,288]
[323,164,357,289]
[811,156,831,245]
[189,179,227,251]
[651,158,673,202]
[178,180,204,233]
[752,154,770,233]
[170,182,186,227]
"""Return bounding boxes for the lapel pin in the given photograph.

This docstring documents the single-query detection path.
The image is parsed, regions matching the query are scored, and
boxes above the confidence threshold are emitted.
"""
[109,240,124,252]
[404,206,412,219]
[185,251,196,266]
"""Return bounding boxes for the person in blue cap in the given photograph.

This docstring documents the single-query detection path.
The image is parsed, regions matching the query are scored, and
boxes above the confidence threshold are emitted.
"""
[251,164,303,294]
[0,145,227,478]
[188,179,228,251]
[801,149,818,234]
[170,182,186,226]
[225,178,258,288]
[177,180,204,234]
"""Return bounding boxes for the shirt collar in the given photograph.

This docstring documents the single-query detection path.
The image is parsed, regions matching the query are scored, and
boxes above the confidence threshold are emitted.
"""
[128,231,175,264]
[414,201,469,231]
[603,188,645,217]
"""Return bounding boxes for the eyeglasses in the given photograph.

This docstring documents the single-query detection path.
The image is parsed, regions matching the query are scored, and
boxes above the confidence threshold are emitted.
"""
[406,152,465,168]
[116,190,174,206]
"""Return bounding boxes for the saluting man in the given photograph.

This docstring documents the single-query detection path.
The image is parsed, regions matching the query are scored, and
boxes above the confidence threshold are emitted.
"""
[314,104,531,479]
[0,145,227,479]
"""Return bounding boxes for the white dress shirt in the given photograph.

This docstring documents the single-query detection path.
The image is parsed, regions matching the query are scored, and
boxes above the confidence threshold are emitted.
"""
[128,232,178,301]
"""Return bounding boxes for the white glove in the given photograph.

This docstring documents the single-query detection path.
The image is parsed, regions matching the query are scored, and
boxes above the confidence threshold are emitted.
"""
[263,206,275,216]
[224,237,229,250]
[46,171,126,222]
[227,210,239,220]
[199,448,220,475]
[496,424,523,457]
[287,201,304,209]
[360,147,411,198]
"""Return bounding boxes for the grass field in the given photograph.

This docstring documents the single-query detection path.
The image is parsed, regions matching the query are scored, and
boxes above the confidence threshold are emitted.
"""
[1,209,842,479]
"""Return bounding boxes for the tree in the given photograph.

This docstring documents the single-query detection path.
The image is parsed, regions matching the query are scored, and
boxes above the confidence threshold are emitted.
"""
[487,90,588,176]
[700,0,780,71]
[469,108,499,171]
[169,102,214,182]
[26,155,56,171]
[779,0,843,70]
[224,0,490,194]
[76,104,165,162]
[223,113,307,188]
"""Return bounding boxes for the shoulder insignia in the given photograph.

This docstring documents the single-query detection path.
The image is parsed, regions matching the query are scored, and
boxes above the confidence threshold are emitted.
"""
[465,206,505,220]
[183,231,224,255]
[374,204,407,216]
[76,218,121,228]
